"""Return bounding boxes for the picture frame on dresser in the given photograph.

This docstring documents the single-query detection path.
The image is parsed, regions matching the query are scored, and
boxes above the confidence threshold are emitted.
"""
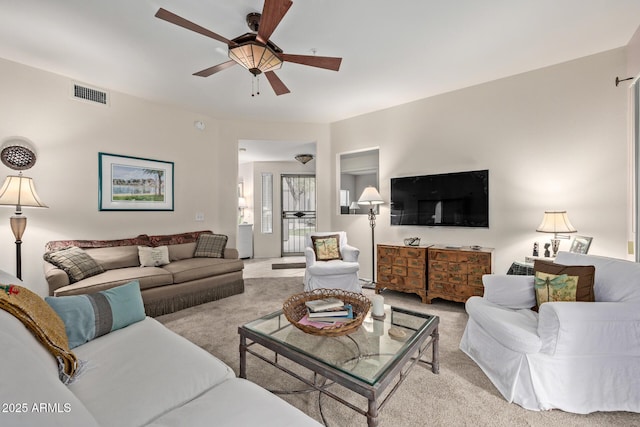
[98,152,174,211]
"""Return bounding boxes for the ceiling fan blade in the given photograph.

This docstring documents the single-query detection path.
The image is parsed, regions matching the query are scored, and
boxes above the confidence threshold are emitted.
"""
[256,0,293,44]
[155,8,237,47]
[281,54,342,71]
[265,71,290,96]
[193,60,237,77]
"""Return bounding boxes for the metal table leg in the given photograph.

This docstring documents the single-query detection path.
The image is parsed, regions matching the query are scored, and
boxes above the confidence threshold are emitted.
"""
[239,333,247,379]
[431,326,439,374]
[367,398,379,427]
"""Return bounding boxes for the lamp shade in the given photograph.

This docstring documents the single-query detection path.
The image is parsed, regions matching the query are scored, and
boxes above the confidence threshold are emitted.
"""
[0,174,47,209]
[228,42,283,76]
[536,210,576,234]
[349,201,360,210]
[238,197,248,209]
[357,186,384,206]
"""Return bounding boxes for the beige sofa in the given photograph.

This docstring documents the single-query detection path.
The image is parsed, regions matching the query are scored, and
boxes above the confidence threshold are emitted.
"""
[44,230,244,316]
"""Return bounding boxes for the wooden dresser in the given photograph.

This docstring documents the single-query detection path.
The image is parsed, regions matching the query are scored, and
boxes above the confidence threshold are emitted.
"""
[376,244,428,303]
[426,245,493,303]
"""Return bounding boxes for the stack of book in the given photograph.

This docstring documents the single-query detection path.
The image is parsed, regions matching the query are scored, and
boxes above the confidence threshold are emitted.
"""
[298,297,354,328]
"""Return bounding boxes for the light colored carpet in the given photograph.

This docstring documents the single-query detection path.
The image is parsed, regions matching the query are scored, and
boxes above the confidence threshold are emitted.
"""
[156,278,639,427]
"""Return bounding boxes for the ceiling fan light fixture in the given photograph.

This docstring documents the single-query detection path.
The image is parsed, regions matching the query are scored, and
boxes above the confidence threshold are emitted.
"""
[295,154,314,165]
[229,42,282,76]
[155,3,341,96]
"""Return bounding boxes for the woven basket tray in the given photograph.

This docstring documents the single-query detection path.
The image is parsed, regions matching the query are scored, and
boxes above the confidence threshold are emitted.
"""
[283,288,372,337]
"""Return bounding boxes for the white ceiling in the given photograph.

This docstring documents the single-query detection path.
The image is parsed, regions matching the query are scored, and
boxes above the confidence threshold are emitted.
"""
[238,139,315,164]
[0,0,639,126]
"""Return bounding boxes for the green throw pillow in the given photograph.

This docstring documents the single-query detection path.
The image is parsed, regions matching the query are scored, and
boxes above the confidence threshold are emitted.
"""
[193,233,228,258]
[45,281,146,348]
[311,234,342,261]
[533,272,579,307]
[43,246,104,283]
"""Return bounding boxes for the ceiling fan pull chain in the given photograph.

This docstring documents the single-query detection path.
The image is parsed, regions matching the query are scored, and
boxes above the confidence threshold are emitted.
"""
[251,75,261,97]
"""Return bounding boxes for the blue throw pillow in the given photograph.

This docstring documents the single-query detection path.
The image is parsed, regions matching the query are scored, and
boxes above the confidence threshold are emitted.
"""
[45,280,146,348]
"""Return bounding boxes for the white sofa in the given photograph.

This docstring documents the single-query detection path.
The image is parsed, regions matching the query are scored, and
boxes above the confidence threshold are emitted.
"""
[459,251,640,414]
[0,271,320,427]
[304,231,361,293]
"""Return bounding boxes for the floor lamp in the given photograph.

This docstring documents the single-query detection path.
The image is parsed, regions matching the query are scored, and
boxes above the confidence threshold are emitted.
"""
[0,172,47,280]
[357,186,384,286]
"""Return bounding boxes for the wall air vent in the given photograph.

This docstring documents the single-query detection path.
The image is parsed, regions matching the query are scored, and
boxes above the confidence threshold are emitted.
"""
[71,82,110,106]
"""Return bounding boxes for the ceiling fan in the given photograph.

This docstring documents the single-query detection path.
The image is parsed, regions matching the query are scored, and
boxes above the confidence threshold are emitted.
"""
[155,0,342,96]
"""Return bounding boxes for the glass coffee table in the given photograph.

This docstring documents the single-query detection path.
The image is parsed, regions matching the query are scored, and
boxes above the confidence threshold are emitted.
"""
[239,305,439,427]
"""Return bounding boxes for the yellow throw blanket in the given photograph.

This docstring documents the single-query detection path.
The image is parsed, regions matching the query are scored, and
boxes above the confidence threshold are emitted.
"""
[0,283,80,384]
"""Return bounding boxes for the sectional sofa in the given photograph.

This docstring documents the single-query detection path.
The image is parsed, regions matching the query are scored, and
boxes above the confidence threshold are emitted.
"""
[0,270,320,427]
[43,231,244,316]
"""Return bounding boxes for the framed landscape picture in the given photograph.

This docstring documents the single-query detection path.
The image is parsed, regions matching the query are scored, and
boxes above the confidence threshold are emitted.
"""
[99,152,174,211]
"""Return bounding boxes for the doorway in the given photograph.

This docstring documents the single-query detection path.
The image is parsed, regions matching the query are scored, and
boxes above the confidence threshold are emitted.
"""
[281,174,316,256]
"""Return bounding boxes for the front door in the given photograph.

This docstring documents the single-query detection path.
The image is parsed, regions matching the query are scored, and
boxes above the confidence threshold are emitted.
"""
[281,174,316,256]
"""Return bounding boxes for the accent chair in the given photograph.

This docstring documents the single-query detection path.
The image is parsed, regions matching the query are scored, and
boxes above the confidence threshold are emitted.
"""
[303,231,361,293]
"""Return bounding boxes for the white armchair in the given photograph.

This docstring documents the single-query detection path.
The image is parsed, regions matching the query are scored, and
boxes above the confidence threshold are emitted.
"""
[459,251,640,414]
[303,231,361,293]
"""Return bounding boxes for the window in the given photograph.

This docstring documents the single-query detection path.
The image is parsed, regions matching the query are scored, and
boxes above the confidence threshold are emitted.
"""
[261,172,273,234]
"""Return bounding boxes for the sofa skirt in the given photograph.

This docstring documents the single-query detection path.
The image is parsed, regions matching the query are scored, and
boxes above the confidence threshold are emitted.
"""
[142,271,244,317]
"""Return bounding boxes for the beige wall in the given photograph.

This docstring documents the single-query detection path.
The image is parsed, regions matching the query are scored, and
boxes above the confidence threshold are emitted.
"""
[627,24,640,78]
[0,58,330,295]
[330,48,630,278]
[0,44,634,294]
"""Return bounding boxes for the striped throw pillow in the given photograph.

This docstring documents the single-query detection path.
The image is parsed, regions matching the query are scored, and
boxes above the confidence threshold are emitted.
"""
[45,280,146,348]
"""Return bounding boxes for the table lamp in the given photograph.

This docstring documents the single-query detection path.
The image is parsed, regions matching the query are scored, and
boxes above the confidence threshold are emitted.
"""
[536,210,576,257]
[238,197,248,223]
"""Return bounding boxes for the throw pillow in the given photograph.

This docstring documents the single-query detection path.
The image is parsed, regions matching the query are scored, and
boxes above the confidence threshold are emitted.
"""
[43,246,104,283]
[532,260,595,311]
[138,245,170,267]
[311,234,342,261]
[45,280,146,348]
[0,283,81,383]
[533,272,578,307]
[193,233,228,258]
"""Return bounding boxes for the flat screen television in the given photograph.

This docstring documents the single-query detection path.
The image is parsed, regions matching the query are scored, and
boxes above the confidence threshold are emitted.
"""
[390,169,489,227]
